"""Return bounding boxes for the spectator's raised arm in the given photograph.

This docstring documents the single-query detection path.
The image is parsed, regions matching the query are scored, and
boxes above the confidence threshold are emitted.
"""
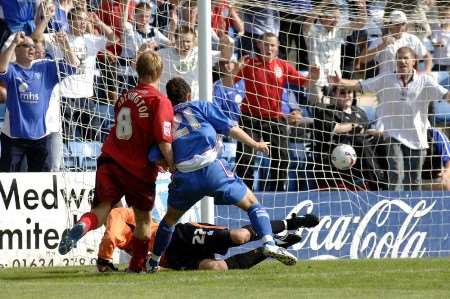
[422,50,433,73]
[358,35,393,65]
[0,32,25,73]
[228,2,244,36]
[328,71,363,92]
[307,64,320,87]
[301,4,321,35]
[89,11,115,42]
[285,63,319,88]
[166,5,178,44]
[32,1,56,42]
[119,0,131,31]
[218,31,235,62]
[348,0,367,30]
[52,31,80,67]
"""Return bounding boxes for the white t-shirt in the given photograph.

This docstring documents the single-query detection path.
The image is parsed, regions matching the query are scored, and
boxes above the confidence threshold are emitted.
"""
[304,23,353,86]
[158,47,221,100]
[45,33,107,98]
[361,72,448,149]
[431,28,450,66]
[120,22,171,77]
[45,87,61,133]
[371,32,428,74]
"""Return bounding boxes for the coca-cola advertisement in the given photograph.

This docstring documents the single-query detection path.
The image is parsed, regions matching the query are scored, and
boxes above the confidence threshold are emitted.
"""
[216,191,450,259]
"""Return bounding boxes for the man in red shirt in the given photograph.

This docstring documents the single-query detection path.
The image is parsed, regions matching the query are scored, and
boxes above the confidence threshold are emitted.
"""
[58,50,174,273]
[235,32,319,191]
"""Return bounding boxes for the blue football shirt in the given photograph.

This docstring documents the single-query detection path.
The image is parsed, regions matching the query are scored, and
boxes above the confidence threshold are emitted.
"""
[0,59,76,139]
[431,128,450,165]
[172,101,236,164]
[212,79,244,122]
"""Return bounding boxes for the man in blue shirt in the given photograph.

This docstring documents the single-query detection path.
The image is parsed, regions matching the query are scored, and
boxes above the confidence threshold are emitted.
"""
[0,31,79,171]
[147,77,298,272]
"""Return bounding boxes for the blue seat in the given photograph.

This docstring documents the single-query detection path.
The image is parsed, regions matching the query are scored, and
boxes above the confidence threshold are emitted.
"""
[0,103,5,122]
[63,143,77,169]
[220,141,237,169]
[432,101,450,126]
[67,141,101,170]
[436,71,450,88]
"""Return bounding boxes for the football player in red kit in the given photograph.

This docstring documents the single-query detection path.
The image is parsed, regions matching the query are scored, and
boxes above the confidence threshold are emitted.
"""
[58,50,174,272]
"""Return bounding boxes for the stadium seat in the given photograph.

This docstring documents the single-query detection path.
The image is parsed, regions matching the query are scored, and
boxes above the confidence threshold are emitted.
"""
[0,102,5,122]
[432,101,450,126]
[67,141,102,170]
[437,71,450,88]
[63,143,77,169]
[220,141,237,169]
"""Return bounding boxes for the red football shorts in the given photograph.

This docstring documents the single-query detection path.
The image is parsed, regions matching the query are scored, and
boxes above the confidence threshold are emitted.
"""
[92,157,156,211]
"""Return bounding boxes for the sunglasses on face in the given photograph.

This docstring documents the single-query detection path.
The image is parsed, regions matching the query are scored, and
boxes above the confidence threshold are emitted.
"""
[18,43,35,49]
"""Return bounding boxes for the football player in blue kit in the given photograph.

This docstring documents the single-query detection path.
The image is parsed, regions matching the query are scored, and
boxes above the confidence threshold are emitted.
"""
[147,77,299,272]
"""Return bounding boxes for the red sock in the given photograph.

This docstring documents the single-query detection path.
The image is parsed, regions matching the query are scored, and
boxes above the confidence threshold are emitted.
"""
[78,212,99,235]
[128,236,150,272]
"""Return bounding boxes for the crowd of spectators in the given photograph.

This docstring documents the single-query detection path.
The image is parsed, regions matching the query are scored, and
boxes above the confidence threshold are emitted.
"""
[0,0,450,192]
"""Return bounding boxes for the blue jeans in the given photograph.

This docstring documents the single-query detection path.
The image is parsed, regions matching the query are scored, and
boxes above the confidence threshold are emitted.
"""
[0,133,51,172]
[386,138,426,191]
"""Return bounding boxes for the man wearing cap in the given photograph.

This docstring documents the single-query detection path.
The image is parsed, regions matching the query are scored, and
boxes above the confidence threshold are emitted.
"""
[360,10,432,74]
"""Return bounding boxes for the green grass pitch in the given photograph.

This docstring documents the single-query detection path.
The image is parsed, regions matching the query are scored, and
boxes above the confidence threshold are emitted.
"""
[1,258,450,299]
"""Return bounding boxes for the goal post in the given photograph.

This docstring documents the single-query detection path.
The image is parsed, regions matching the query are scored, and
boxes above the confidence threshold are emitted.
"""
[198,0,215,224]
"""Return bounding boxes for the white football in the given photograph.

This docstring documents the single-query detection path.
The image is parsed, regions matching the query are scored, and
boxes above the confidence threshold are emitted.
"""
[331,144,357,170]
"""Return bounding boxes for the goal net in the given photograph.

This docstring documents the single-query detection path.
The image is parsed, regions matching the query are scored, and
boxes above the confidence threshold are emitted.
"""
[35,0,450,264]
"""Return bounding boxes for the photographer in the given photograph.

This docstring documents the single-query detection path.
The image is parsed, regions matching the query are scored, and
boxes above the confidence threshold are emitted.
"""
[310,86,385,190]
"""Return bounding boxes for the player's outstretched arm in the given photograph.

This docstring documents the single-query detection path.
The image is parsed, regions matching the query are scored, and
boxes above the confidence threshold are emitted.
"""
[328,72,362,92]
[229,126,270,155]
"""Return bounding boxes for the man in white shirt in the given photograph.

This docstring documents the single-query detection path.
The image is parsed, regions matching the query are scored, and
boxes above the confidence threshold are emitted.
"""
[360,10,433,75]
[118,1,175,94]
[431,6,450,71]
[329,46,450,191]
[36,7,114,142]
[158,26,233,101]
[302,0,367,104]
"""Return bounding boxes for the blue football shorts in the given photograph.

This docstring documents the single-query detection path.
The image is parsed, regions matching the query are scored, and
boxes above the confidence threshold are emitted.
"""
[168,159,248,211]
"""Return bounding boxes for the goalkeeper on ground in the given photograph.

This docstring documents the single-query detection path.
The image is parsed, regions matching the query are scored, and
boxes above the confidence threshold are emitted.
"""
[96,207,319,272]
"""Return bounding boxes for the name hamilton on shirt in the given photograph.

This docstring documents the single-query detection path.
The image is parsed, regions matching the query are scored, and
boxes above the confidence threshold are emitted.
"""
[117,91,149,118]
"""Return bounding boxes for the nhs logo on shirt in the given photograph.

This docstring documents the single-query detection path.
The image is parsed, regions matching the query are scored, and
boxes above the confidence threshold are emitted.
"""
[16,79,39,104]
